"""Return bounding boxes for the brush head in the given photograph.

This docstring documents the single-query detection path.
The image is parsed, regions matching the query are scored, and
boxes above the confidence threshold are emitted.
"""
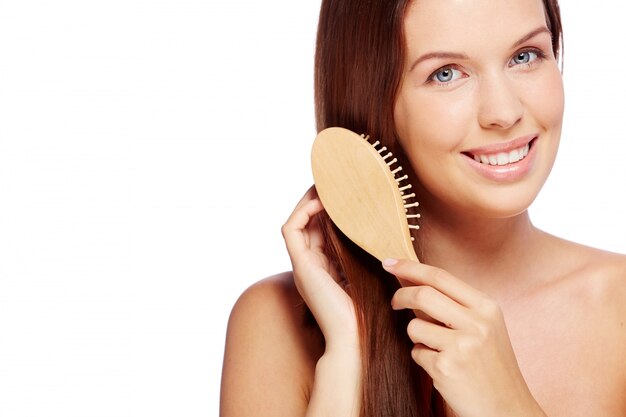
[311,127,420,262]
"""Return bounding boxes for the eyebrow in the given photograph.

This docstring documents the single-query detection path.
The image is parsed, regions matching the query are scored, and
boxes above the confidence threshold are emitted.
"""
[409,26,552,72]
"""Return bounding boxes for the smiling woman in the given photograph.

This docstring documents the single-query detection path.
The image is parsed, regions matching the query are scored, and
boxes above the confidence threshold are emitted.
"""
[220,1,626,416]
[394,0,564,219]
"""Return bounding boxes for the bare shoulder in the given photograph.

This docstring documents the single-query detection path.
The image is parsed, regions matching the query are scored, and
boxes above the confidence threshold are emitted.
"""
[549,239,626,345]
[539,231,626,294]
[566,243,626,305]
[592,249,626,290]
[533,233,626,340]
[220,272,323,417]
[564,246,626,410]
[547,237,626,309]
[587,249,626,321]
[514,235,626,414]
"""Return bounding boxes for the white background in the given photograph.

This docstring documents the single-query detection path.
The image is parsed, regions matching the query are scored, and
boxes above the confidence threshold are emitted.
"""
[0,1,624,416]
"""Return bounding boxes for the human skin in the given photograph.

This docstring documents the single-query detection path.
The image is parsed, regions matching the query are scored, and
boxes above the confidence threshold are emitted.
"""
[220,0,626,416]
[394,0,564,221]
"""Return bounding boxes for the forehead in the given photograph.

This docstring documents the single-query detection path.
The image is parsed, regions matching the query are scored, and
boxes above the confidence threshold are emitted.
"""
[404,0,548,51]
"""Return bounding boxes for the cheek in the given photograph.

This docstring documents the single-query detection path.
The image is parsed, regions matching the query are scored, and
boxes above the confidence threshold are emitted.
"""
[524,68,565,129]
[395,89,474,156]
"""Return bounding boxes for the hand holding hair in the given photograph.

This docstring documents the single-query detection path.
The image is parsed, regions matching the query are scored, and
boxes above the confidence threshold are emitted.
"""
[281,186,362,417]
[383,258,548,417]
[282,186,360,352]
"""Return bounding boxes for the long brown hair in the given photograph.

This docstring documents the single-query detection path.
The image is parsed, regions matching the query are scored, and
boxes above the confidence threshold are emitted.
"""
[312,1,563,416]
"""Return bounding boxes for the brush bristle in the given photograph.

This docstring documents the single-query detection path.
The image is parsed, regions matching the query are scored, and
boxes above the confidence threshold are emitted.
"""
[360,133,421,238]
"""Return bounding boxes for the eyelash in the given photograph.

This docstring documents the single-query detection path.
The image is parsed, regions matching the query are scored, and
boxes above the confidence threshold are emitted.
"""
[426,47,548,87]
[509,48,547,68]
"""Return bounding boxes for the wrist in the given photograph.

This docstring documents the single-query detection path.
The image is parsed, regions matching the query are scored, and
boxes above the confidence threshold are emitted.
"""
[496,390,547,417]
[305,349,362,417]
[317,346,361,373]
[324,336,361,358]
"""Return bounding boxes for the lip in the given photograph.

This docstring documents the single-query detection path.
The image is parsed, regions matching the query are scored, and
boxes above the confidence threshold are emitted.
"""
[463,134,538,156]
[462,135,539,182]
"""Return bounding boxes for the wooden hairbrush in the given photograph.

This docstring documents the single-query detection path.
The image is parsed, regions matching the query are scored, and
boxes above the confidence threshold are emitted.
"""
[311,127,420,263]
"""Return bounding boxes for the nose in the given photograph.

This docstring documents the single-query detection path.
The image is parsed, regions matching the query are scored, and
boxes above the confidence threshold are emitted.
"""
[477,73,523,130]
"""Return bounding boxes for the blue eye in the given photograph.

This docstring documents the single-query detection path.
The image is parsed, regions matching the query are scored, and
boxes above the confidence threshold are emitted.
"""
[510,50,538,66]
[431,67,463,83]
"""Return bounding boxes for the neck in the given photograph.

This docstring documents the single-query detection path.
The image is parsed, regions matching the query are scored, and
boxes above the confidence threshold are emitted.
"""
[416,207,543,300]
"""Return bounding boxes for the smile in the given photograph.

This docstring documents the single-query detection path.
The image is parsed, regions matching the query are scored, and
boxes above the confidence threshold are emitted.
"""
[462,135,538,182]
[471,142,530,166]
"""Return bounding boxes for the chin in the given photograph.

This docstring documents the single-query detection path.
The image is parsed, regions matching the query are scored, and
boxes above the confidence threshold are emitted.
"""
[463,185,543,220]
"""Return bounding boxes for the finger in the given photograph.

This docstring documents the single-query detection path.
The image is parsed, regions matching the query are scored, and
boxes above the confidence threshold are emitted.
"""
[411,343,438,374]
[407,317,454,351]
[302,205,342,278]
[307,209,326,252]
[283,186,322,228]
[282,186,321,244]
[383,258,487,309]
[282,195,325,260]
[281,189,343,299]
[288,185,319,217]
[392,285,471,329]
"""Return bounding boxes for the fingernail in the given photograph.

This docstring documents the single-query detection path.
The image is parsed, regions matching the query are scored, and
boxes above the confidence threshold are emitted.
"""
[382,258,398,268]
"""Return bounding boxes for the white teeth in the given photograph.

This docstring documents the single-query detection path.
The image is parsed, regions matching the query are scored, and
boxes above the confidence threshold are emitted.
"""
[473,142,531,166]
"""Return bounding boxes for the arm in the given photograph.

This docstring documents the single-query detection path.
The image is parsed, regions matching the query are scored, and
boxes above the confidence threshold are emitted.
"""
[306,348,361,417]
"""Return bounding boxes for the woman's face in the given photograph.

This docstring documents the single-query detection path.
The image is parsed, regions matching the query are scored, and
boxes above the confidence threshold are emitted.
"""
[394,0,564,219]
